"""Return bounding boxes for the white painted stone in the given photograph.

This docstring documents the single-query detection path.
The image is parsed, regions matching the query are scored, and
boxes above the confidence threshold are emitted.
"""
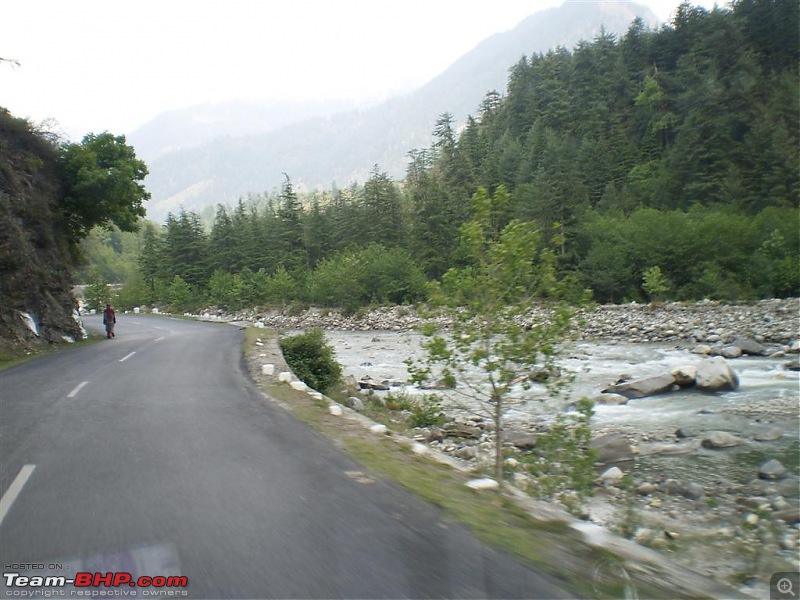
[255,341,264,346]
[310,392,324,400]
[411,443,428,455]
[370,424,388,435]
[261,364,275,376]
[465,478,499,491]
[133,307,141,314]
[152,308,160,314]
[290,381,307,391]
[278,372,292,382]
[329,404,343,416]
[62,335,75,343]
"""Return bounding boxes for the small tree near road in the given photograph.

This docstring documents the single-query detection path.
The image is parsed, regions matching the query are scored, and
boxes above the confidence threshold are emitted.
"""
[408,186,587,485]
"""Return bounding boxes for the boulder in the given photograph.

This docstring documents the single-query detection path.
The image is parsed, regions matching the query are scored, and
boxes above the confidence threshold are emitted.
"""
[670,366,697,386]
[701,431,747,449]
[691,344,712,355]
[720,346,743,359]
[783,357,800,372]
[602,373,676,399]
[358,376,389,391]
[663,479,704,500]
[758,458,787,480]
[753,427,782,442]
[731,337,767,356]
[694,357,739,392]
[592,393,629,406]
[599,466,624,484]
[589,433,634,464]
[444,424,482,439]
[505,432,537,449]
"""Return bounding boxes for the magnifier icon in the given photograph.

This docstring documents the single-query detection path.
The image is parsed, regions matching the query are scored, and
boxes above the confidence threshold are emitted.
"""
[778,578,796,597]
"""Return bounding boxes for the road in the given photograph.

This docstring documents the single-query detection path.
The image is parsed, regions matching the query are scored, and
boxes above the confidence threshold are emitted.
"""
[0,315,571,599]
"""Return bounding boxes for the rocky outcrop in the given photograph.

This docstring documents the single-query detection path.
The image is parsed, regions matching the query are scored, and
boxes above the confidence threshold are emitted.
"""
[0,111,85,354]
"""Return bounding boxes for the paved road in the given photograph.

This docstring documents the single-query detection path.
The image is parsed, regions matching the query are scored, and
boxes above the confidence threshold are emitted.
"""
[0,315,572,599]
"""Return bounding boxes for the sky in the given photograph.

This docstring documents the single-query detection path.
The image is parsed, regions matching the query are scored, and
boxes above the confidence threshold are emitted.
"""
[1,0,723,138]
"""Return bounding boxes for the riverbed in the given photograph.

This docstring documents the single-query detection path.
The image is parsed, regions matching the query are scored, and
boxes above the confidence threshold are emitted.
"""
[321,329,800,590]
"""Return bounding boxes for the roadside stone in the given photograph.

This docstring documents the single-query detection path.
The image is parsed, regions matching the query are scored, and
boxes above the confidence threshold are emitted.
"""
[466,478,499,491]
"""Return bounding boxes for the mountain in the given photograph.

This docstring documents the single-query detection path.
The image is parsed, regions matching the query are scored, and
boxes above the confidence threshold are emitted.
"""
[137,2,657,224]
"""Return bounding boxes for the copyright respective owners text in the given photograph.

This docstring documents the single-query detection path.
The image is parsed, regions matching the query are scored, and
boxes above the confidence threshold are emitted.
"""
[772,572,800,600]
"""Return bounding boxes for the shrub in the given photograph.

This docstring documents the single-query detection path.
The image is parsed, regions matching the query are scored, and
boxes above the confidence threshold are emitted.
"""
[279,328,342,393]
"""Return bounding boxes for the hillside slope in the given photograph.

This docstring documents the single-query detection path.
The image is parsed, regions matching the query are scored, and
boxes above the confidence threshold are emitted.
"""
[139,2,656,223]
[0,110,85,356]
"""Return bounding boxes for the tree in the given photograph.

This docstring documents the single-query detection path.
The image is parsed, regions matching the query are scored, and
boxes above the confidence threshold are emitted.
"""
[57,132,149,243]
[408,186,585,485]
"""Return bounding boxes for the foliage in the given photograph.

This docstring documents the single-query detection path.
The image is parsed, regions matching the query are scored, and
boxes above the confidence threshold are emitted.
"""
[279,328,343,393]
[57,133,149,243]
[642,265,671,301]
[74,1,799,310]
[84,269,113,311]
[407,186,585,484]
[407,394,446,429]
[519,399,596,505]
[168,275,193,311]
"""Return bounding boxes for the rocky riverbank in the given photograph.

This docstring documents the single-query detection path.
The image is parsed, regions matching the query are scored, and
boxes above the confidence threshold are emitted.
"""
[196,298,800,596]
[200,297,800,347]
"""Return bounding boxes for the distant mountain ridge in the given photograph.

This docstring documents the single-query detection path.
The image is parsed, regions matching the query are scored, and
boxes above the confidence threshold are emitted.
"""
[137,2,657,223]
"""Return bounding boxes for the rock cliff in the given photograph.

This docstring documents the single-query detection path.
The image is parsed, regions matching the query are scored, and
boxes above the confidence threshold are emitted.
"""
[0,110,84,356]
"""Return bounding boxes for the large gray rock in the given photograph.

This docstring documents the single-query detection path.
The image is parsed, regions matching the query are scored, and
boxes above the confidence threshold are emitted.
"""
[602,373,676,399]
[589,433,634,464]
[758,458,787,480]
[731,337,767,356]
[701,431,748,449]
[592,393,629,405]
[694,357,739,392]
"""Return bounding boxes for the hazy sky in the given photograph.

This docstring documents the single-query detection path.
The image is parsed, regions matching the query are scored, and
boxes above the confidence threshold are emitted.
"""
[2,0,722,138]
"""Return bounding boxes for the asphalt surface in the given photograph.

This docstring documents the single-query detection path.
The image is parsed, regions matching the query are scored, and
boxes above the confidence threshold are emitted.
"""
[0,315,572,599]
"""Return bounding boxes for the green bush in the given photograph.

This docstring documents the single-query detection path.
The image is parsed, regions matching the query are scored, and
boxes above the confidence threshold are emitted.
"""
[279,328,342,393]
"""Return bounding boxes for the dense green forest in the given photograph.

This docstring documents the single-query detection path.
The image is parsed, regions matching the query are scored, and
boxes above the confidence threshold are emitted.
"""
[85,1,799,312]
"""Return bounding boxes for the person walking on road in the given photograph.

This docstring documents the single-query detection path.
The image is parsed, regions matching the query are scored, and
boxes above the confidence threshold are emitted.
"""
[103,303,116,338]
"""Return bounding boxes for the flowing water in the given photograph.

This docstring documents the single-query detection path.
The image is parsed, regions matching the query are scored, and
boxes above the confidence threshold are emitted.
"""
[323,330,800,494]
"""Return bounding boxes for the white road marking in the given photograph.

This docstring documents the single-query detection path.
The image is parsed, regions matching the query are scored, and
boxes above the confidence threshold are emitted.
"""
[0,465,35,527]
[67,381,89,398]
[119,352,136,362]
[154,336,165,342]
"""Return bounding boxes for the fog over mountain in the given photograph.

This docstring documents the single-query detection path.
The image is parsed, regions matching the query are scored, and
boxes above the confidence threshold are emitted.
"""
[135,2,657,223]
